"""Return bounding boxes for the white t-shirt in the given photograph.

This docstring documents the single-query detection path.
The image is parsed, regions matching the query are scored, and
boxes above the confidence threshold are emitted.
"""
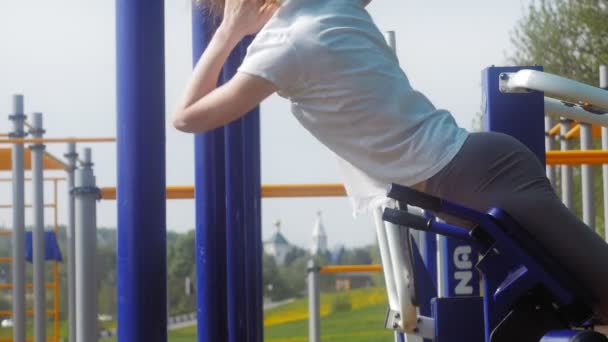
[238,0,469,215]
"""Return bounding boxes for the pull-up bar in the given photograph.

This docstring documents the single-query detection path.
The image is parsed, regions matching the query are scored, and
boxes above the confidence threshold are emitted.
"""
[99,183,347,200]
[0,137,115,144]
[504,70,608,110]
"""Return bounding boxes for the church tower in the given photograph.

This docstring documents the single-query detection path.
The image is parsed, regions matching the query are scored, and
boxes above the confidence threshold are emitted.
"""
[311,211,328,255]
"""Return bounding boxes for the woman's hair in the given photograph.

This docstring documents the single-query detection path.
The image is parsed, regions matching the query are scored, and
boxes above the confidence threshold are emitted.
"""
[195,0,281,18]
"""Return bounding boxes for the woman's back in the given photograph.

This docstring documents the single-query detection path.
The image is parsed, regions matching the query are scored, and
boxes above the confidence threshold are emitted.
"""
[238,0,469,213]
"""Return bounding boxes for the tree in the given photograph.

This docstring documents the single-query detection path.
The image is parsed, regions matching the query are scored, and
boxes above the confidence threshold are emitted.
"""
[509,0,608,237]
[510,0,608,85]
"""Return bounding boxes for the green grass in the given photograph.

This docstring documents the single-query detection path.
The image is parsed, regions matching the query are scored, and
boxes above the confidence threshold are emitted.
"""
[98,287,392,342]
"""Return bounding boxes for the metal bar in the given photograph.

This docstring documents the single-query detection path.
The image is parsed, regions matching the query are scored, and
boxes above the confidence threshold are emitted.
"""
[547,124,561,137]
[372,208,399,311]
[75,148,98,342]
[0,204,57,209]
[580,123,595,229]
[545,116,556,186]
[0,137,115,144]
[10,94,26,342]
[601,65,608,243]
[0,283,56,289]
[116,1,167,341]
[241,48,263,342]
[560,120,574,209]
[192,6,227,342]
[53,179,60,342]
[100,183,347,200]
[546,150,608,165]
[506,70,608,110]
[30,112,46,342]
[320,265,383,274]
[0,310,57,316]
[65,142,77,342]
[545,97,608,127]
[308,260,320,342]
[0,177,66,182]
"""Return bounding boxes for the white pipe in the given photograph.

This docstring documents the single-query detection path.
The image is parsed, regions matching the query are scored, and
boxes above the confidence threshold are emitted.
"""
[545,97,608,127]
[507,70,608,110]
[373,208,399,310]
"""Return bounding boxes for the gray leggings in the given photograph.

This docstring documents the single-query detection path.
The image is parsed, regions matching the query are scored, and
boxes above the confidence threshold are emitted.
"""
[424,132,608,320]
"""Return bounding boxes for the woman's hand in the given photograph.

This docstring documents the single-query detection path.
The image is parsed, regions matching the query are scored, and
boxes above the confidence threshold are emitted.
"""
[220,0,278,39]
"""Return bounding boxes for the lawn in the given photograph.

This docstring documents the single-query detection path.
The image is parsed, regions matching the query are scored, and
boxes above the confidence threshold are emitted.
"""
[99,287,394,342]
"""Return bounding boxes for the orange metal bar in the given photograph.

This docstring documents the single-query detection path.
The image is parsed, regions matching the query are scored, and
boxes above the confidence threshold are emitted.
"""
[0,231,10,236]
[0,137,115,144]
[320,264,383,274]
[0,283,57,289]
[0,148,66,170]
[0,177,66,182]
[564,124,603,140]
[0,310,55,316]
[100,183,347,200]
[0,204,56,209]
[546,150,608,165]
[547,124,561,137]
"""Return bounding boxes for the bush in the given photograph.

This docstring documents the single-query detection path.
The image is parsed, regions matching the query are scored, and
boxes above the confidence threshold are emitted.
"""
[331,293,352,313]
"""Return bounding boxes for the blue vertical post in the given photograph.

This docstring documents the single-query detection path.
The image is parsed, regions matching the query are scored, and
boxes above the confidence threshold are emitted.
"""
[223,37,263,341]
[116,1,167,341]
[438,237,480,297]
[192,7,228,342]
[482,66,546,163]
[241,37,264,342]
[481,65,545,340]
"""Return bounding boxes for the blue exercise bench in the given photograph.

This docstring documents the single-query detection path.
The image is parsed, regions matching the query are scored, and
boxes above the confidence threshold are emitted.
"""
[381,183,608,342]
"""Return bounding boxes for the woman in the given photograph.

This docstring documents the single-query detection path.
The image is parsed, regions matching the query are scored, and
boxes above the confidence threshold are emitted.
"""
[173,0,608,321]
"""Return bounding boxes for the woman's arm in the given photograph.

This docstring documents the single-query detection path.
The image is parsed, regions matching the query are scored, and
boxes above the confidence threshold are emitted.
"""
[172,0,278,133]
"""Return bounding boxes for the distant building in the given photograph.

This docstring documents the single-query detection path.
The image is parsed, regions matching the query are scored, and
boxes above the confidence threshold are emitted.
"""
[264,221,292,266]
[311,211,328,255]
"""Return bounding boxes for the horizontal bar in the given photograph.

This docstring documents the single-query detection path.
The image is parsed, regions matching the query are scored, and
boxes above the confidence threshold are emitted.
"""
[0,177,66,182]
[0,204,56,209]
[0,231,10,236]
[545,98,608,127]
[100,183,347,200]
[0,310,56,316]
[320,265,382,274]
[0,338,57,342]
[0,137,116,144]
[546,150,608,165]
[0,283,57,289]
[507,70,608,110]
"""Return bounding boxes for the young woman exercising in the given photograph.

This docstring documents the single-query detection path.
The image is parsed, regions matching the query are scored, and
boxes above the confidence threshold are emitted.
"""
[173,0,608,320]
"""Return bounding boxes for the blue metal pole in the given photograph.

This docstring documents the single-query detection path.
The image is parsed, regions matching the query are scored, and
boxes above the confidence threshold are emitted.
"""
[223,38,262,342]
[116,1,167,341]
[241,35,263,341]
[192,8,228,342]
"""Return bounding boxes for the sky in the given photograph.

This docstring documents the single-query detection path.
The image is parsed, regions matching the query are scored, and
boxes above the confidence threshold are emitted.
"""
[0,0,532,250]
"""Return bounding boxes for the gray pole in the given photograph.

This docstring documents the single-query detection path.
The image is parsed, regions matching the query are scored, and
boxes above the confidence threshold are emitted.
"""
[75,148,98,342]
[65,142,78,342]
[600,65,608,242]
[560,119,574,209]
[545,116,556,186]
[307,260,320,342]
[580,123,595,229]
[30,112,46,342]
[10,95,26,342]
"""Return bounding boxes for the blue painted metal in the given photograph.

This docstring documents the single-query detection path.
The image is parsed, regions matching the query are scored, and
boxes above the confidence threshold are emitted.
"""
[224,45,248,342]
[429,220,471,242]
[223,36,263,341]
[384,183,596,342]
[241,34,264,342]
[25,231,62,262]
[438,236,480,298]
[432,297,485,342]
[482,66,546,164]
[116,1,167,341]
[192,7,228,342]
